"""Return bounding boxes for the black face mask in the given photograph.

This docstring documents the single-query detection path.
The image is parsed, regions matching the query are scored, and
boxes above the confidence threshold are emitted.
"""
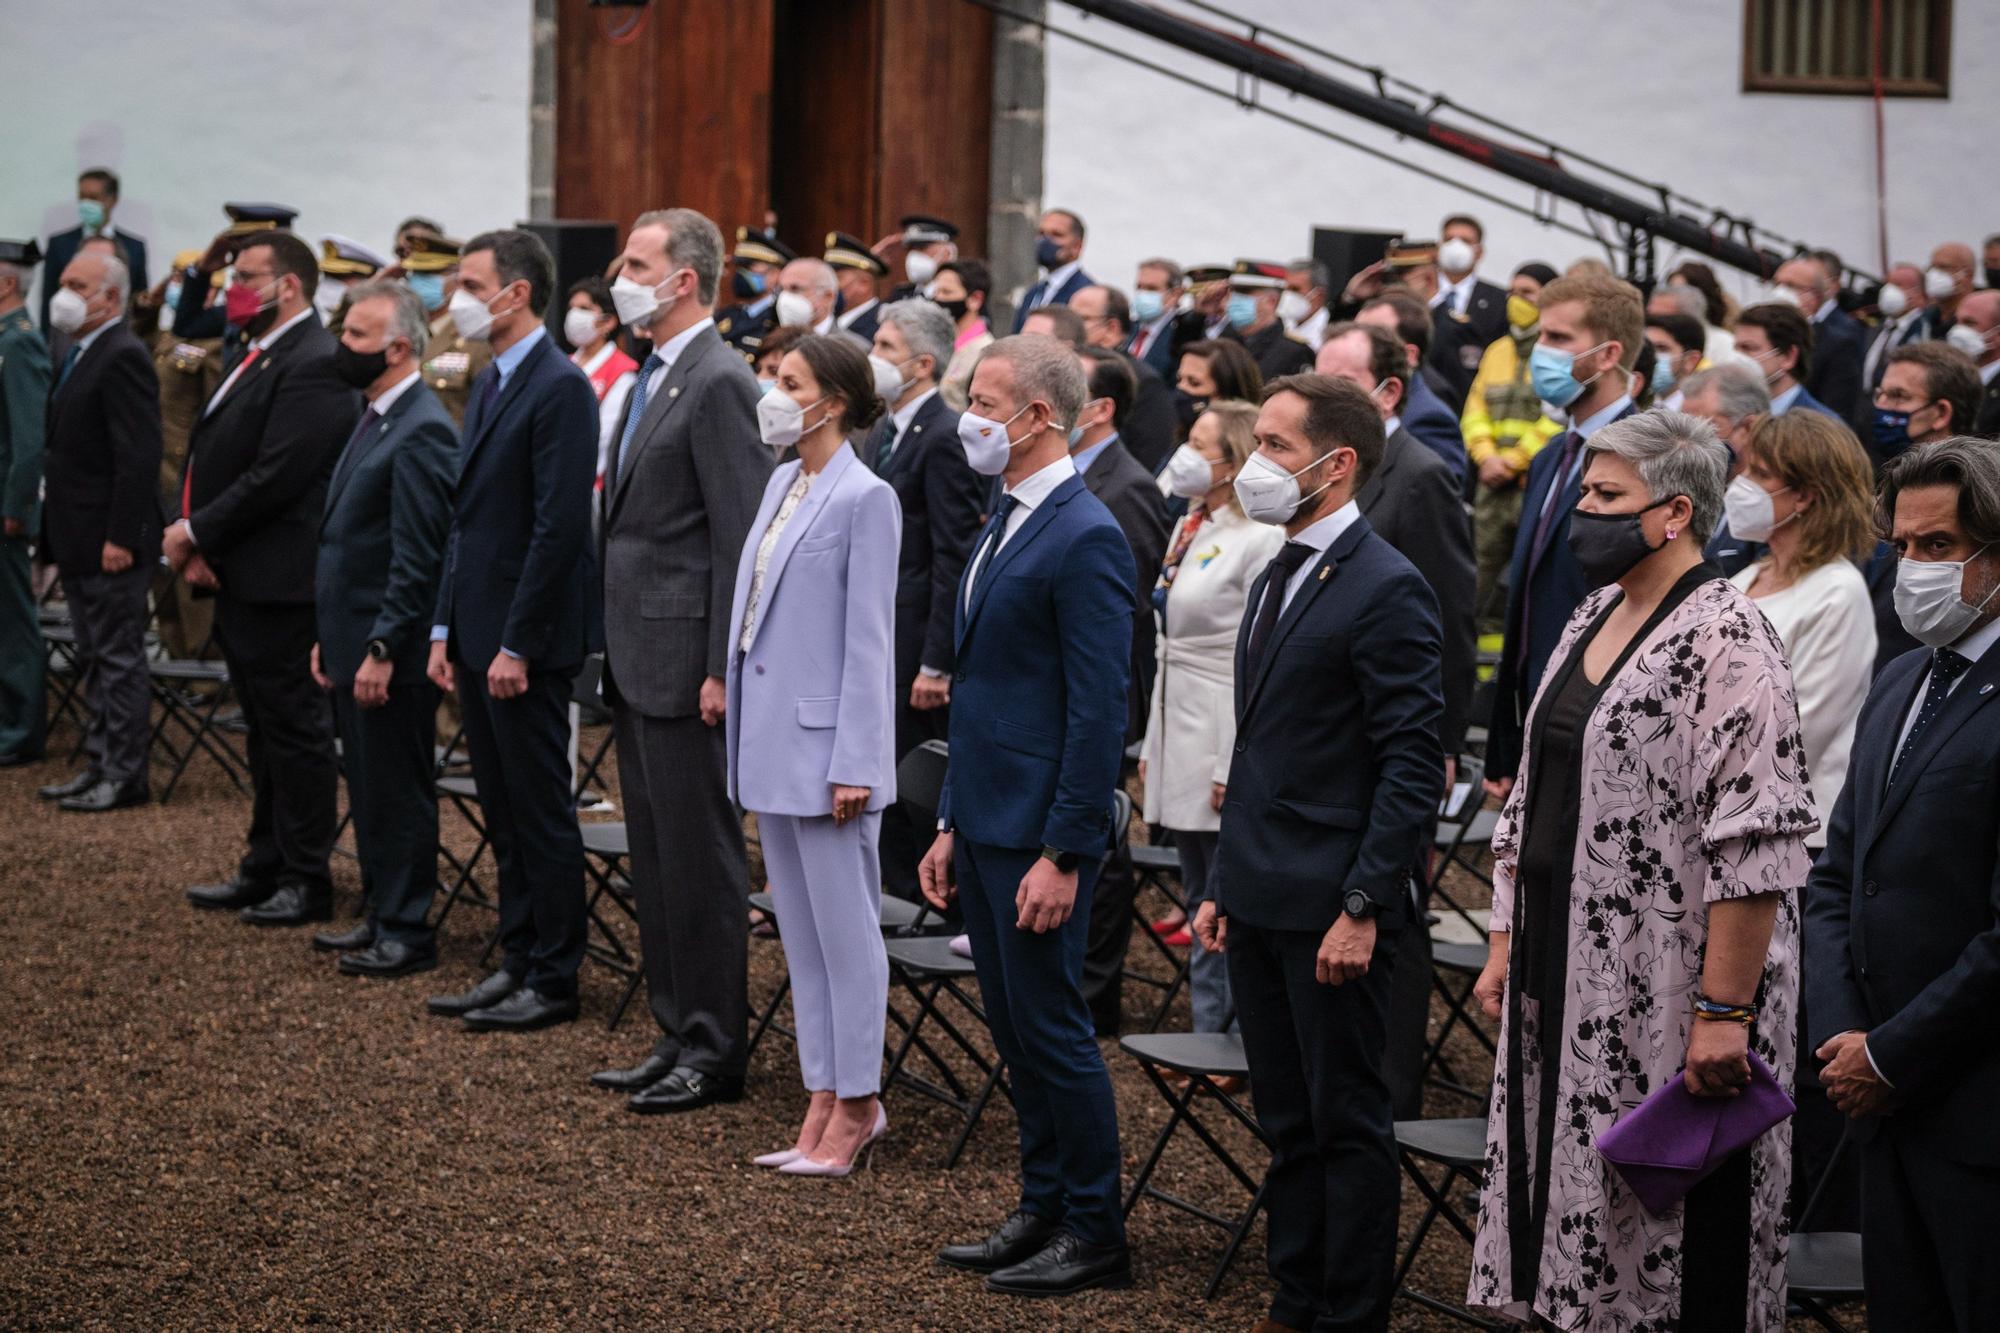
[937,297,969,321]
[1566,496,1677,586]
[334,339,391,390]
[1173,388,1208,431]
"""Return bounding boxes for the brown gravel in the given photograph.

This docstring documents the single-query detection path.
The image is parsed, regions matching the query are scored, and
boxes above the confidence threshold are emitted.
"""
[0,711,1864,1330]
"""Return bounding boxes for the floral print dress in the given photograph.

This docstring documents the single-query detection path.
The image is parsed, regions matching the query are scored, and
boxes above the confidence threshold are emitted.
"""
[1468,576,1818,1331]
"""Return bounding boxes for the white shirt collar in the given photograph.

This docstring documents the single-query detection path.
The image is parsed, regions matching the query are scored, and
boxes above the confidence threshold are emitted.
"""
[257,306,316,351]
[577,342,619,375]
[891,385,938,435]
[1811,300,1835,325]
[1950,611,2000,663]
[1979,358,2000,386]
[1289,498,1361,555]
[1383,413,1402,439]
[1770,382,1804,415]
[369,368,421,415]
[1433,272,1478,312]
[73,319,118,354]
[650,316,715,375]
[836,297,878,330]
[811,313,836,337]
[1042,259,1081,294]
[1002,451,1076,508]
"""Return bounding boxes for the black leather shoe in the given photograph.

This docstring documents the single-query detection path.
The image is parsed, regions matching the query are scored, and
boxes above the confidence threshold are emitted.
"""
[38,770,98,801]
[313,921,376,953]
[239,884,333,926]
[0,749,43,768]
[461,987,579,1032]
[186,874,275,911]
[985,1229,1132,1297]
[590,1051,677,1091]
[58,778,149,812]
[938,1209,1063,1274]
[426,970,520,1017]
[338,937,438,978]
[626,1066,745,1115]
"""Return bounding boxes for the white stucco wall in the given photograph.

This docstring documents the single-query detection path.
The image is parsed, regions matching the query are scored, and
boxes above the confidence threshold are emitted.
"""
[0,0,535,306]
[1045,0,1999,300]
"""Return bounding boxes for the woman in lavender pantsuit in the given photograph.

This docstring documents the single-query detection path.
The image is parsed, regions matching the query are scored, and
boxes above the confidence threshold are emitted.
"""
[726,336,901,1176]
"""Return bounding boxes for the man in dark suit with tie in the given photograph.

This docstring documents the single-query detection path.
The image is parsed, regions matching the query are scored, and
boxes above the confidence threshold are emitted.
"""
[865,299,985,903]
[36,249,161,810]
[1429,214,1509,401]
[1806,438,2000,1331]
[0,241,50,768]
[308,281,457,977]
[1052,287,1176,473]
[1858,264,1938,426]
[40,169,148,334]
[1194,373,1444,1333]
[1123,258,1194,381]
[168,233,357,908]
[921,335,1135,1297]
[1486,273,1642,792]
[1009,209,1094,333]
[1357,291,1472,481]
[1951,290,2000,436]
[589,209,770,1104]
[1778,256,1869,421]
[422,228,599,1031]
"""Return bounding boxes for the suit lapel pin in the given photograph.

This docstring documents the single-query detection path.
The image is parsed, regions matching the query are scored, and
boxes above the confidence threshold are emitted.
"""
[1982,683,1995,696]
[1317,565,1330,581]
[667,386,680,399]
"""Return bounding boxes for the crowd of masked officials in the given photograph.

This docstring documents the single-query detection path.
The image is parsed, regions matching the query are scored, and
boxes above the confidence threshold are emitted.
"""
[3,166,1999,1330]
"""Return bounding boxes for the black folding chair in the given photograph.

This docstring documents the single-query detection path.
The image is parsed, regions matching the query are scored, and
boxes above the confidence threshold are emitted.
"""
[1430,754,1496,937]
[880,934,1011,1168]
[431,774,497,933]
[569,656,616,806]
[1392,1117,1504,1328]
[1788,1124,1865,1332]
[578,820,645,1029]
[1123,830,1192,1032]
[147,659,248,801]
[745,892,935,1058]
[41,619,88,743]
[1120,1032,1273,1299]
[1422,937,1498,1106]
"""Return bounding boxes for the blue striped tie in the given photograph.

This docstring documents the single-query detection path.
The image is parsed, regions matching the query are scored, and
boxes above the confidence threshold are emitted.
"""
[614,353,666,487]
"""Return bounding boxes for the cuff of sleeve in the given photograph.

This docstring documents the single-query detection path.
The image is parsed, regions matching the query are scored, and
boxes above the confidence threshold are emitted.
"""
[1862,1036,1895,1089]
[430,625,449,643]
[919,665,946,679]
[180,519,198,547]
[500,647,522,661]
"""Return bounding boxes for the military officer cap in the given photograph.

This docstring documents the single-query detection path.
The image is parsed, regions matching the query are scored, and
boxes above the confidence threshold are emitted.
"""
[400,234,463,273]
[171,247,226,290]
[318,234,389,279]
[1184,264,1231,288]
[899,215,959,247]
[223,202,301,236]
[1229,260,1288,290]
[0,239,42,267]
[824,231,888,277]
[1385,238,1439,270]
[734,226,795,267]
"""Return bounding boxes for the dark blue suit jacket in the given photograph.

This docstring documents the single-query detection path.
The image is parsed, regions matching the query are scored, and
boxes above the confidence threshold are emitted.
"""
[1486,402,1636,775]
[1010,268,1096,333]
[1785,385,1842,421]
[1807,306,1869,420]
[1214,515,1444,932]
[41,227,148,333]
[938,471,1135,854]
[1402,374,1470,485]
[1805,641,2000,1162]
[433,331,599,675]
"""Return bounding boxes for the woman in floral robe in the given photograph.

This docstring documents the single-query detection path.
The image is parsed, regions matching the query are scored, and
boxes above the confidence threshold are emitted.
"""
[1468,413,1817,1331]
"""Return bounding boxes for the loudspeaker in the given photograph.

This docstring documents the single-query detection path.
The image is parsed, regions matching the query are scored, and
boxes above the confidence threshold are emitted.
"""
[519,218,621,349]
[1310,227,1403,301]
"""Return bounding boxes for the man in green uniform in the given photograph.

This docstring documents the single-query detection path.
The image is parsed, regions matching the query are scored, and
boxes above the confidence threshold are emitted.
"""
[0,239,50,764]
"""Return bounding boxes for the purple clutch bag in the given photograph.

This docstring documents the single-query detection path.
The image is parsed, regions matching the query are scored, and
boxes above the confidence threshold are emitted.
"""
[1595,1049,1794,1216]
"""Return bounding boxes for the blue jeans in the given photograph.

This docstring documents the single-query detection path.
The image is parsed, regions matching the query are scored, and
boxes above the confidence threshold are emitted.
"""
[1173,829,1236,1034]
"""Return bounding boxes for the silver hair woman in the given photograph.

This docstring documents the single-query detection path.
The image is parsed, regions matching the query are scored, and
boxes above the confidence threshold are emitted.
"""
[1468,410,1818,1329]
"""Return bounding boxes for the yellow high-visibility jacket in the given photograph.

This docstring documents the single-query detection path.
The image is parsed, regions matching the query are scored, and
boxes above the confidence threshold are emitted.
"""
[1461,331,1561,476]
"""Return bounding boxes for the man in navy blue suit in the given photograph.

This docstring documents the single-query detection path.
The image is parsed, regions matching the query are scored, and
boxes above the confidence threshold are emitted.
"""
[920,334,1136,1297]
[1195,373,1445,1333]
[1777,255,1868,420]
[1009,209,1094,333]
[1735,302,1842,421]
[423,229,599,1032]
[1485,272,1642,791]
[1806,438,2000,1331]
[40,169,147,334]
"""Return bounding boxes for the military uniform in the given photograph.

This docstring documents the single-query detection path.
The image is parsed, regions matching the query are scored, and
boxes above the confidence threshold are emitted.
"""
[149,330,225,657]
[314,234,388,341]
[716,226,795,363]
[0,245,51,760]
[169,202,300,343]
[420,312,493,430]
[826,230,889,345]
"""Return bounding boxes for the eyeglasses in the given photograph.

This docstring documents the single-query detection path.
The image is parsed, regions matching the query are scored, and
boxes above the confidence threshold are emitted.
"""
[1874,388,1934,411]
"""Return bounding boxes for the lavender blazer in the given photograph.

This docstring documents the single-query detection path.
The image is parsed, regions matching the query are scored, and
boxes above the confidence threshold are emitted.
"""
[726,442,902,816]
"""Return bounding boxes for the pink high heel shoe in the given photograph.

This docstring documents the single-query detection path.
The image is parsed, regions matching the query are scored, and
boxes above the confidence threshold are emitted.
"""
[777,1103,888,1178]
[752,1146,804,1169]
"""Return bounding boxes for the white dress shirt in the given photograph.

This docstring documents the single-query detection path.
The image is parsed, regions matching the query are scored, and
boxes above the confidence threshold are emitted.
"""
[639,315,716,401]
[1893,610,2000,755]
[886,386,938,460]
[1036,261,1081,307]
[1432,272,1479,316]
[204,306,315,417]
[964,453,1075,609]
[367,367,421,416]
[1274,498,1360,613]
[1770,382,1804,416]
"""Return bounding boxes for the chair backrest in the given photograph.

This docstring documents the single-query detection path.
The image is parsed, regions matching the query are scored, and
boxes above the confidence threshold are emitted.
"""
[1440,754,1485,822]
[571,653,605,707]
[896,739,950,824]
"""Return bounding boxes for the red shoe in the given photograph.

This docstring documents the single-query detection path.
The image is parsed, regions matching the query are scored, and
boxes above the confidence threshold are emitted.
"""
[1146,912,1187,939]
[1160,926,1192,948]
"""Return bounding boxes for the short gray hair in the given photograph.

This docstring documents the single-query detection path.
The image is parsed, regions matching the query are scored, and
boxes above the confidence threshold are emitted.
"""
[345,278,430,352]
[879,298,955,378]
[84,251,131,308]
[1681,362,1770,422]
[1585,409,1730,540]
[634,207,724,307]
[985,333,1087,429]
[1657,282,1709,323]
[783,257,837,297]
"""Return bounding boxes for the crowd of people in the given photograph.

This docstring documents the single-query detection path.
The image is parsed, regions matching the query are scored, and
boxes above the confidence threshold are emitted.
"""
[2,165,1998,1330]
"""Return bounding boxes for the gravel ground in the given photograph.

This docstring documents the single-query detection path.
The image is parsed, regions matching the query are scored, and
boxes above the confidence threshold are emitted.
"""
[0,710,1864,1331]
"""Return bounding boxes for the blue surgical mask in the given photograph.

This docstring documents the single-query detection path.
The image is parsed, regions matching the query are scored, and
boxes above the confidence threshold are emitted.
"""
[1529,340,1610,409]
[1034,235,1063,270]
[78,199,107,232]
[1225,293,1259,329]
[1649,353,1677,398]
[406,272,446,312]
[1871,406,1916,459]
[1131,290,1165,323]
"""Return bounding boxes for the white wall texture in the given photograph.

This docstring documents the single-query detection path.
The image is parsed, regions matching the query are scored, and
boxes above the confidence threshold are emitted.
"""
[0,1,535,306]
[1044,0,2000,302]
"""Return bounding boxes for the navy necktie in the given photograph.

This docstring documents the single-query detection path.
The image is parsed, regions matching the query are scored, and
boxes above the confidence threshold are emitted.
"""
[1889,648,1972,786]
[56,344,81,391]
[874,419,900,473]
[1245,542,1316,678]
[967,495,1019,608]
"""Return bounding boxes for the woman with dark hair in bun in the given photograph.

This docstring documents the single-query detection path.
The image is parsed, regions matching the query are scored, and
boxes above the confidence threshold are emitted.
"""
[727,334,902,1177]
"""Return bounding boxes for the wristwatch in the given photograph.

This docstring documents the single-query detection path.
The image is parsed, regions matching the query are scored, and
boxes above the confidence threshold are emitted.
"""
[1342,889,1380,920]
[1040,845,1083,873]
[365,638,391,662]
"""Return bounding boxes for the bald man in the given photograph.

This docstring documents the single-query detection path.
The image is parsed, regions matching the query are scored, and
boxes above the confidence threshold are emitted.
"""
[775,259,866,350]
[1929,242,1977,329]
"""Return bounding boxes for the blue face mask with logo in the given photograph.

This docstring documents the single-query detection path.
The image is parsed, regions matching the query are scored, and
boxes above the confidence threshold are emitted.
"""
[1529,339,1610,409]
[1131,289,1165,323]
[406,272,446,312]
[1871,405,1922,459]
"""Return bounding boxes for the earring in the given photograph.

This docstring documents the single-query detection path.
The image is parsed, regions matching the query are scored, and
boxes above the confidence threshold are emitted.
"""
[1666,527,1679,541]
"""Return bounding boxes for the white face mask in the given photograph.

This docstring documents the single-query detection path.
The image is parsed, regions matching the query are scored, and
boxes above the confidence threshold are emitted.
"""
[448,286,501,341]
[1438,237,1477,277]
[1234,447,1336,525]
[564,307,605,349]
[611,269,683,328]
[1763,284,1803,309]
[905,250,938,287]
[958,403,1032,476]
[314,279,347,324]
[869,353,908,401]
[1276,290,1312,329]
[1924,266,1959,301]
[1876,282,1909,318]
[1722,474,1794,543]
[1165,444,1219,499]
[48,286,91,335]
[775,290,816,329]
[757,386,830,449]
[1895,545,1998,648]
[1945,323,1994,360]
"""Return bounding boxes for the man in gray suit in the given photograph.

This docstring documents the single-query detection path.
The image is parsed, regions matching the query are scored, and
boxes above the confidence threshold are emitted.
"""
[591,208,772,1112]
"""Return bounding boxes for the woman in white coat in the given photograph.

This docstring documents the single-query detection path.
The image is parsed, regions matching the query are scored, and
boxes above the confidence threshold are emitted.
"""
[1139,400,1282,1033]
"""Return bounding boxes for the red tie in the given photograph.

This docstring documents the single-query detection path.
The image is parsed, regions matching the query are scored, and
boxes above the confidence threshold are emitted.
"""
[1131,326,1150,358]
[186,346,264,518]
